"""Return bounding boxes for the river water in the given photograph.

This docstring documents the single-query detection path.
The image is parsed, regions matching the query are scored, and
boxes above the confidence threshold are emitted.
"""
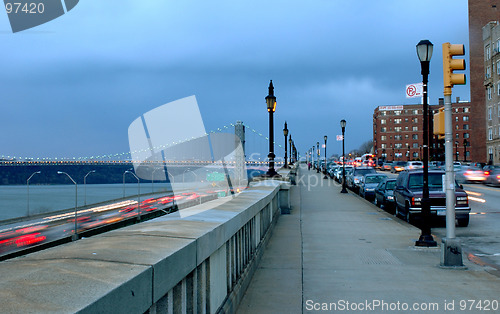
[0,183,172,221]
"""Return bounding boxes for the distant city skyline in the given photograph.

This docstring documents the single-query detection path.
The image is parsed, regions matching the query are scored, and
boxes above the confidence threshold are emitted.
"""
[0,1,469,159]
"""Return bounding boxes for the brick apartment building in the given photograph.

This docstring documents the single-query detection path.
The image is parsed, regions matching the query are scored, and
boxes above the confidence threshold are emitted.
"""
[469,0,500,163]
[373,102,472,163]
[483,21,500,164]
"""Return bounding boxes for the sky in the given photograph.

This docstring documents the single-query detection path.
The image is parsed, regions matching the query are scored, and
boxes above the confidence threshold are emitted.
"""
[0,0,470,160]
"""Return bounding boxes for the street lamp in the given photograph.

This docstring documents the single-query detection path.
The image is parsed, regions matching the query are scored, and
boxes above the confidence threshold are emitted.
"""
[123,168,133,197]
[27,171,41,216]
[125,170,141,221]
[84,170,96,206]
[340,119,348,193]
[323,135,328,179]
[57,171,78,241]
[283,121,289,168]
[316,141,320,173]
[455,141,459,162]
[463,139,467,162]
[265,80,279,177]
[415,39,437,247]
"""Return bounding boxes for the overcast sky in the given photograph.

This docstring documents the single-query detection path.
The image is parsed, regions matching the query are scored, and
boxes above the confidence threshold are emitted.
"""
[0,0,470,160]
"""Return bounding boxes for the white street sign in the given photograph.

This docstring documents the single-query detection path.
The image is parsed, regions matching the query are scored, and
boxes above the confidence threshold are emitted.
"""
[336,135,343,141]
[406,83,423,98]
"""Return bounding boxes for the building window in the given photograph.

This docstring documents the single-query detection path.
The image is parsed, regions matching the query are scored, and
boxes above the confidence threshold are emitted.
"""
[413,109,419,115]
[456,133,459,139]
[412,134,418,140]
[412,117,418,123]
[489,128,493,141]
[412,126,418,131]
[488,87,492,100]
[454,108,459,113]
[394,110,401,116]
[394,118,402,124]
[489,107,492,120]
[412,143,419,148]
[464,107,469,113]
[405,134,409,139]
[394,126,402,132]
[405,126,409,131]
[464,124,469,130]
[405,118,409,122]
[464,133,469,139]
[395,143,402,149]
[381,135,387,141]
[486,44,491,60]
[381,111,387,116]
[497,60,500,74]
[455,116,459,122]
[381,143,386,149]
[381,127,386,132]
[498,82,500,95]
[394,135,402,140]
[463,116,469,122]
[487,66,492,79]
[455,124,460,130]
[381,119,386,125]
[413,152,419,158]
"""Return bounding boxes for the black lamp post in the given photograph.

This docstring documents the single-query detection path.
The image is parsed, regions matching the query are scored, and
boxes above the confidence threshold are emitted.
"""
[463,139,467,162]
[265,80,279,177]
[316,141,320,173]
[455,141,459,162]
[289,137,293,166]
[323,135,328,178]
[340,120,348,193]
[283,121,289,168]
[415,39,437,247]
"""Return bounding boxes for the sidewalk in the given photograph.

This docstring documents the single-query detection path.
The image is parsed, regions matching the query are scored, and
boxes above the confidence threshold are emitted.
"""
[237,165,500,313]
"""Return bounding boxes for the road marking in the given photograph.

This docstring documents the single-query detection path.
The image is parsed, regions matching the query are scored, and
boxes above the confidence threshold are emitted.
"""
[465,190,482,196]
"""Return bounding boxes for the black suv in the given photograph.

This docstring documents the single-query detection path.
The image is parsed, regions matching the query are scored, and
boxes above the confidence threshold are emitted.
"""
[393,170,470,226]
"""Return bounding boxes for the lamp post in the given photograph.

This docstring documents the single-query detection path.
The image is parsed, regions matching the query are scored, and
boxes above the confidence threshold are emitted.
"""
[463,139,467,162]
[316,141,320,173]
[340,120,348,193]
[283,121,289,168]
[455,141,459,162]
[125,170,141,221]
[289,137,294,166]
[27,171,41,216]
[57,171,78,241]
[323,135,328,179]
[84,170,96,206]
[123,168,133,197]
[415,39,437,247]
[265,80,279,177]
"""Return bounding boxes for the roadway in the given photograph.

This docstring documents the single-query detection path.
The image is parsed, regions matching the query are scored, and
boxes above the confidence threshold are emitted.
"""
[377,169,500,270]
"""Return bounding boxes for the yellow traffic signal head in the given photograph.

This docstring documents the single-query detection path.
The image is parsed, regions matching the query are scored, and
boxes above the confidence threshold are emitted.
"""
[443,43,466,92]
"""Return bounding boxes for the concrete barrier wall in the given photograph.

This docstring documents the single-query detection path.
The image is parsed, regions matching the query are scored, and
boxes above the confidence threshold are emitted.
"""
[0,179,290,314]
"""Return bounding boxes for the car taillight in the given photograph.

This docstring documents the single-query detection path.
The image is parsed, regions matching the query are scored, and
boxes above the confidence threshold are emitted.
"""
[497,175,500,179]
[411,197,421,206]
[484,171,490,176]
[456,196,468,206]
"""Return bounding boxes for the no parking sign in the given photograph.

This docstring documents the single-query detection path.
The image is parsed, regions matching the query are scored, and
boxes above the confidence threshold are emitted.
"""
[406,83,423,98]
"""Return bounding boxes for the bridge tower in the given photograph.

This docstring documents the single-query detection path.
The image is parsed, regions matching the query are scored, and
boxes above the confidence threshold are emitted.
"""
[235,121,246,185]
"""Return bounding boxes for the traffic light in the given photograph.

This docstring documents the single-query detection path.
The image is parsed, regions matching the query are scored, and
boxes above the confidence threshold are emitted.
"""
[442,43,466,92]
[433,107,445,139]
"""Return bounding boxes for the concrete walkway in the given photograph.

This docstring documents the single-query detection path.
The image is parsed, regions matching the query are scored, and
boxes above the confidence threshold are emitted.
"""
[237,165,500,313]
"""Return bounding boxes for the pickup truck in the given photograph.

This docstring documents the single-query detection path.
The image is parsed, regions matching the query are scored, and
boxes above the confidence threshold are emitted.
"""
[393,170,470,227]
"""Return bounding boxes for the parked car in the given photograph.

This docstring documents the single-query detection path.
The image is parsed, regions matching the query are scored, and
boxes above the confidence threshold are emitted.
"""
[484,166,500,186]
[381,161,393,171]
[335,165,353,182]
[405,161,424,171]
[374,179,397,213]
[348,167,377,192]
[327,165,340,178]
[390,161,407,173]
[359,174,388,200]
[455,166,486,183]
[393,170,471,226]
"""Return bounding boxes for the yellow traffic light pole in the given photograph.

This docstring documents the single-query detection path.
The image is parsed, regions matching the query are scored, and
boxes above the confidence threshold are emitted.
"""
[441,43,466,267]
